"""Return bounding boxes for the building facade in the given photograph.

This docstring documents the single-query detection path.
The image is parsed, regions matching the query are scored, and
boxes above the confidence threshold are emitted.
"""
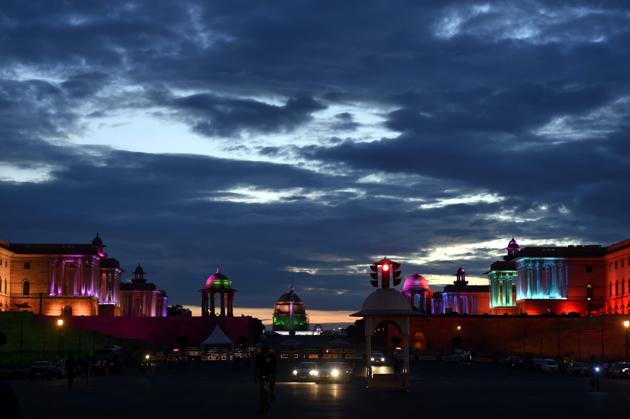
[0,234,121,316]
[119,264,168,317]
[439,267,490,315]
[485,237,630,316]
[604,238,630,315]
[0,234,168,317]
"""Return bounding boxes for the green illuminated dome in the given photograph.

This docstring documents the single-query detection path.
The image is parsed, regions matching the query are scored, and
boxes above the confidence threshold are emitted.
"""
[272,285,308,332]
[204,266,233,289]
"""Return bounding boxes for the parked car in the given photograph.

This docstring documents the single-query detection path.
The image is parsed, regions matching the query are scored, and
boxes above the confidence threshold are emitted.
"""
[567,362,590,376]
[29,361,65,379]
[370,352,386,366]
[504,355,524,368]
[608,362,630,378]
[318,361,353,382]
[292,362,320,382]
[541,358,559,373]
[530,358,545,370]
[454,348,472,363]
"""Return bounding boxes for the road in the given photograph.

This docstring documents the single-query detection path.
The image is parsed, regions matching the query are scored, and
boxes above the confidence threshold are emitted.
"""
[7,361,630,419]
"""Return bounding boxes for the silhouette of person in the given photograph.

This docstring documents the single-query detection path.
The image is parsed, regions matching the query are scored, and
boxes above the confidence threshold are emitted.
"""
[65,354,77,390]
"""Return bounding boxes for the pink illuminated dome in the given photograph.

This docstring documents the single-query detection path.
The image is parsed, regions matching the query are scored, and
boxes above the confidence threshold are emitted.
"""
[402,273,430,292]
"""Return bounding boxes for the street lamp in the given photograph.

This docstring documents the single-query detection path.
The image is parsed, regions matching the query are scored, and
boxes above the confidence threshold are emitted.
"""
[456,325,462,331]
[56,318,65,357]
[624,320,630,361]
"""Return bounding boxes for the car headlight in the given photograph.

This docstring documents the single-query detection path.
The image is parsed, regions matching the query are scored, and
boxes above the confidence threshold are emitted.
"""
[293,370,298,375]
[622,368,629,373]
[309,369,319,376]
[381,357,385,362]
[370,357,374,361]
[331,369,340,378]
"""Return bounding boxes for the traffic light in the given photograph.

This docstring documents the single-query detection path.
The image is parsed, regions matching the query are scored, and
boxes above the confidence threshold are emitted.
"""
[369,258,401,288]
[369,263,379,287]
[392,261,402,286]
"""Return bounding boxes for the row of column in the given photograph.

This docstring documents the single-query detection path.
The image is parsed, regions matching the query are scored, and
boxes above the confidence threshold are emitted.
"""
[48,257,99,298]
[490,272,515,308]
[201,289,235,317]
[517,260,568,300]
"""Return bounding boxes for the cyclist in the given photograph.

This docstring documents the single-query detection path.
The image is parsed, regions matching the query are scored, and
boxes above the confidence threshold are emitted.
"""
[254,344,277,415]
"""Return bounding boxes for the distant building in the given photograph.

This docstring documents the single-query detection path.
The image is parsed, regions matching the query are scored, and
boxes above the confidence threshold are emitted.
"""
[401,273,434,314]
[120,264,168,317]
[272,285,308,333]
[200,267,236,317]
[0,234,123,316]
[486,236,630,316]
[487,238,518,315]
[439,267,490,315]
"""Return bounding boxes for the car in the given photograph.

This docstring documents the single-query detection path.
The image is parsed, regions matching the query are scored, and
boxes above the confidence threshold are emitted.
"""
[530,358,545,370]
[567,362,589,376]
[29,361,65,379]
[504,355,524,368]
[541,358,559,373]
[319,362,353,382]
[370,352,386,365]
[608,362,630,378]
[291,362,320,381]
[454,348,472,363]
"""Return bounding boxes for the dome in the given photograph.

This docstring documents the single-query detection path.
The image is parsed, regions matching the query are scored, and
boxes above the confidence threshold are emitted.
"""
[507,237,520,249]
[276,291,303,304]
[357,288,415,315]
[204,266,232,289]
[402,273,430,291]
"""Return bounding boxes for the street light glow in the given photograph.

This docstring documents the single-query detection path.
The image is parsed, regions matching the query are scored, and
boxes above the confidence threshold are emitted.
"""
[624,320,630,329]
[56,319,64,327]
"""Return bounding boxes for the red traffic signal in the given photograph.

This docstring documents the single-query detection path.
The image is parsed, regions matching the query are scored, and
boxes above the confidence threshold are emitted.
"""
[369,258,401,288]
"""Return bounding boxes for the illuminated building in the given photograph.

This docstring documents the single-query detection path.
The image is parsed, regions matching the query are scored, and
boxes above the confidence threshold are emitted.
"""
[604,239,630,314]
[487,238,519,314]
[401,273,434,314]
[119,264,168,317]
[440,267,490,314]
[484,237,630,316]
[272,285,308,332]
[0,234,122,316]
[200,267,236,317]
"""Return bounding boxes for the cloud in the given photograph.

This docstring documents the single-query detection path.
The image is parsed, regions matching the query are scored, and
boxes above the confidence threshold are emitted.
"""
[1,0,629,313]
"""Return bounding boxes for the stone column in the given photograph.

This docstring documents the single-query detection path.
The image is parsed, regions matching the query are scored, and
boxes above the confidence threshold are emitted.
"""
[220,291,226,317]
[59,261,65,295]
[49,258,56,296]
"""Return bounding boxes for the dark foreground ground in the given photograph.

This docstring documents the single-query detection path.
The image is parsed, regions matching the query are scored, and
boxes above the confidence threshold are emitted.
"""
[7,361,630,419]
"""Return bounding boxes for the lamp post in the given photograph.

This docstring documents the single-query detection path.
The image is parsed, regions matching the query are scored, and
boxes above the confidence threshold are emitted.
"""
[56,318,64,357]
[624,320,629,361]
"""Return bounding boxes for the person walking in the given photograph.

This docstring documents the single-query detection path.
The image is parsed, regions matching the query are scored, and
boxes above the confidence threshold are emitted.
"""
[65,354,77,390]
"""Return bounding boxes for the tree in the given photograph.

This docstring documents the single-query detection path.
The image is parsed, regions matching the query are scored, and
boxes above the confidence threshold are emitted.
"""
[167,304,192,317]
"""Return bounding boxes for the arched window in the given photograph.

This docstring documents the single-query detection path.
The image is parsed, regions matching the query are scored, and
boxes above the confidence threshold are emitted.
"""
[616,280,619,296]
[22,280,30,296]
[62,305,73,316]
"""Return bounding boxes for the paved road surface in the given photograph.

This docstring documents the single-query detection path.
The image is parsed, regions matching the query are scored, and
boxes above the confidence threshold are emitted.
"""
[8,361,630,419]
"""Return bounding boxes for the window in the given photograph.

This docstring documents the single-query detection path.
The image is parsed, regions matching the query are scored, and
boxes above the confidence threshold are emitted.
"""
[22,280,30,296]
[586,265,593,273]
[23,261,30,269]
[623,280,626,295]
[615,261,618,270]
[615,280,619,296]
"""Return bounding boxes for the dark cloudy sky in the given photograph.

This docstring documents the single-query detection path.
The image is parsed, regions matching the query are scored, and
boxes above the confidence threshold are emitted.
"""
[1,1,630,318]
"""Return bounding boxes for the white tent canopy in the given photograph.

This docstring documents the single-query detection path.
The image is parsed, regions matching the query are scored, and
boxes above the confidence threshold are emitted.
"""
[201,325,233,347]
